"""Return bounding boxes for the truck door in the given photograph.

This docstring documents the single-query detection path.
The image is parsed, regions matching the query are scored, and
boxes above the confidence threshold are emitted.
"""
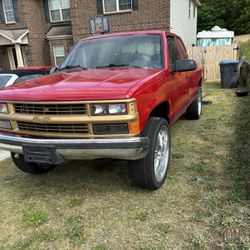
[176,37,195,100]
[167,36,189,115]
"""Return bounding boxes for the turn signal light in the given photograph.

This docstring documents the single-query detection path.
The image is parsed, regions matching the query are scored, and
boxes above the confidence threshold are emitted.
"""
[129,120,140,134]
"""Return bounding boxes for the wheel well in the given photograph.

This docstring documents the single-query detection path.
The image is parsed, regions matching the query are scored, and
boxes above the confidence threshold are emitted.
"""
[199,78,203,86]
[149,102,170,123]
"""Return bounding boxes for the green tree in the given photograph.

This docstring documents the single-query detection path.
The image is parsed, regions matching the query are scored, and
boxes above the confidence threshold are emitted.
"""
[198,0,250,35]
[198,0,225,32]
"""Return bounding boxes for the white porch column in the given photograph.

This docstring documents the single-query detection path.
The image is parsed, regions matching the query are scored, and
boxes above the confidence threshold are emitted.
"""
[15,43,24,68]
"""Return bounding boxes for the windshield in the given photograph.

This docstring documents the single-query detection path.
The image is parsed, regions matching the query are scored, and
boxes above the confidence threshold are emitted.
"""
[60,34,163,69]
[0,75,12,87]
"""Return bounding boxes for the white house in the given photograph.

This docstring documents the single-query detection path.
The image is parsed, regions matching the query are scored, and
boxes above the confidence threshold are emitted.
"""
[170,0,201,45]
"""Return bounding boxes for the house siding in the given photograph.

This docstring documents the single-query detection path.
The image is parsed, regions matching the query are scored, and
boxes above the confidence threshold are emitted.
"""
[71,0,170,43]
[0,0,50,66]
[170,0,198,45]
[48,38,74,66]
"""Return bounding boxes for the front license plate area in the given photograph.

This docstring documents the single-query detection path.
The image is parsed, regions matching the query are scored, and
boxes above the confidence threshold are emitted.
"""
[23,145,64,165]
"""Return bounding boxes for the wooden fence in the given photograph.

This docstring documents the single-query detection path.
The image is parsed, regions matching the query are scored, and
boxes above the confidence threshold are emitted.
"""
[234,34,250,43]
[187,44,239,82]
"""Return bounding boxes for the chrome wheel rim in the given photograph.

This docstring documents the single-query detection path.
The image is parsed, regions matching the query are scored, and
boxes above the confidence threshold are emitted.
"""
[154,126,170,183]
[198,91,202,116]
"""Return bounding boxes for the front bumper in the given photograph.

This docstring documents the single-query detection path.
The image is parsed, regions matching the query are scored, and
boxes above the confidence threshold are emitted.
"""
[0,133,149,162]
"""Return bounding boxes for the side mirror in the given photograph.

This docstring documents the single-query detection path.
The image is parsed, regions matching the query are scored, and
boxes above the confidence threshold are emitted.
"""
[174,59,197,72]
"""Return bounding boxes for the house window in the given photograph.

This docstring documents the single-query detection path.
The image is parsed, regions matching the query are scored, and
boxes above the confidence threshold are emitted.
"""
[48,0,70,22]
[189,0,191,18]
[2,0,15,23]
[53,45,65,66]
[103,0,132,13]
[193,5,196,18]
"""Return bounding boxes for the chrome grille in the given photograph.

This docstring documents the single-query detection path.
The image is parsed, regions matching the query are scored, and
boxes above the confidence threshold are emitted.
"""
[17,122,88,134]
[14,103,87,115]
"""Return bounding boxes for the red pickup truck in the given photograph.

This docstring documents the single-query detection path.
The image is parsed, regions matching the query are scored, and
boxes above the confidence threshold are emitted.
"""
[0,30,202,190]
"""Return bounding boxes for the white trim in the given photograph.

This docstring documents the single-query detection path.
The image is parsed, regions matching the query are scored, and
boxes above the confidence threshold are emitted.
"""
[0,29,29,44]
[0,30,14,43]
[21,47,27,67]
[14,44,24,68]
[2,0,16,24]
[17,29,29,40]
[48,0,71,22]
[15,29,29,43]
[46,35,73,40]
[4,21,16,24]
[7,47,16,69]
[102,0,132,14]
[53,45,65,67]
[192,0,201,6]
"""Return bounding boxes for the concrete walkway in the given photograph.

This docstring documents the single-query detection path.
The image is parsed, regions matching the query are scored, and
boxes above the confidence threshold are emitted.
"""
[0,150,10,162]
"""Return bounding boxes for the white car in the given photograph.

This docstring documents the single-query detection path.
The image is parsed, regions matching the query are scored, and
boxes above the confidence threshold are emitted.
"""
[0,74,19,88]
[0,68,51,88]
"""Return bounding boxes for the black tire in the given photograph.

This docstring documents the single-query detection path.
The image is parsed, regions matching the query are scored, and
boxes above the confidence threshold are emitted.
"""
[11,153,55,174]
[129,117,171,190]
[186,87,202,120]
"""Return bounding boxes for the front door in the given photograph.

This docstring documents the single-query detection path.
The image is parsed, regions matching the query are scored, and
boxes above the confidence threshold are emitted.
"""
[7,46,26,69]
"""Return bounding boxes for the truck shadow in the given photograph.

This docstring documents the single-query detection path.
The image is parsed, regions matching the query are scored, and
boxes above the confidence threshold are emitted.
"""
[4,158,139,196]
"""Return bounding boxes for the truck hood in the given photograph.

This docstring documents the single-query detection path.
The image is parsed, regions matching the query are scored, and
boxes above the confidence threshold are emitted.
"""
[0,68,161,101]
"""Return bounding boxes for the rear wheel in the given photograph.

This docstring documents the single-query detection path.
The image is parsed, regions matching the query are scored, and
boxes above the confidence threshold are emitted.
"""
[11,153,55,174]
[186,87,202,119]
[129,117,171,190]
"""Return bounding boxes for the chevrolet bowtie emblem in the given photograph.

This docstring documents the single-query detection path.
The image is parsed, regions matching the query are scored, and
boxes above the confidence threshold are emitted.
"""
[32,116,51,123]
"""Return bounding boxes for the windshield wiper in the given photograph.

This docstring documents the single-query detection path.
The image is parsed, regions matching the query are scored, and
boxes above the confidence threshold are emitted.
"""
[59,65,88,71]
[128,65,145,68]
[96,64,130,69]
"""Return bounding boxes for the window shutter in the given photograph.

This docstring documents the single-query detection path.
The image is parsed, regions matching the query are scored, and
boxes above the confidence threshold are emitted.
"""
[0,1,5,23]
[12,0,20,22]
[97,0,103,15]
[132,0,138,10]
[43,0,50,22]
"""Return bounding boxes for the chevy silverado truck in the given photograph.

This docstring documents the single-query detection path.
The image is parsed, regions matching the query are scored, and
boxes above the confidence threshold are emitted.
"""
[0,31,202,190]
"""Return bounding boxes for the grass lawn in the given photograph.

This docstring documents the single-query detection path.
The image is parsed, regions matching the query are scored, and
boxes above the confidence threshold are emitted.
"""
[0,83,249,249]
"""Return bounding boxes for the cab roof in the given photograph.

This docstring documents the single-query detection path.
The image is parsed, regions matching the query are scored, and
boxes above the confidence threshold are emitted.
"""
[81,30,180,42]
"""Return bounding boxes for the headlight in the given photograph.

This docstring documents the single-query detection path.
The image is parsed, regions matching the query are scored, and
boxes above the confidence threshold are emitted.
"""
[0,103,8,113]
[91,104,127,116]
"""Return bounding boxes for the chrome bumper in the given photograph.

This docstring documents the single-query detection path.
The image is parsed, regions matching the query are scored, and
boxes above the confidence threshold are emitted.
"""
[0,134,149,161]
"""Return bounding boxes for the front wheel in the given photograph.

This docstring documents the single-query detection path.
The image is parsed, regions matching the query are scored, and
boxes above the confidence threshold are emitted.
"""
[11,153,55,174]
[129,117,171,190]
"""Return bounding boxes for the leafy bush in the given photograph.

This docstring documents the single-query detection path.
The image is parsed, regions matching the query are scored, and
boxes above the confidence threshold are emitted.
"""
[240,40,250,59]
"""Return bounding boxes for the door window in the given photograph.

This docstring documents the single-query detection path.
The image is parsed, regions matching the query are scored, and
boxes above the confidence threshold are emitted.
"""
[167,37,181,70]
[176,38,188,59]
